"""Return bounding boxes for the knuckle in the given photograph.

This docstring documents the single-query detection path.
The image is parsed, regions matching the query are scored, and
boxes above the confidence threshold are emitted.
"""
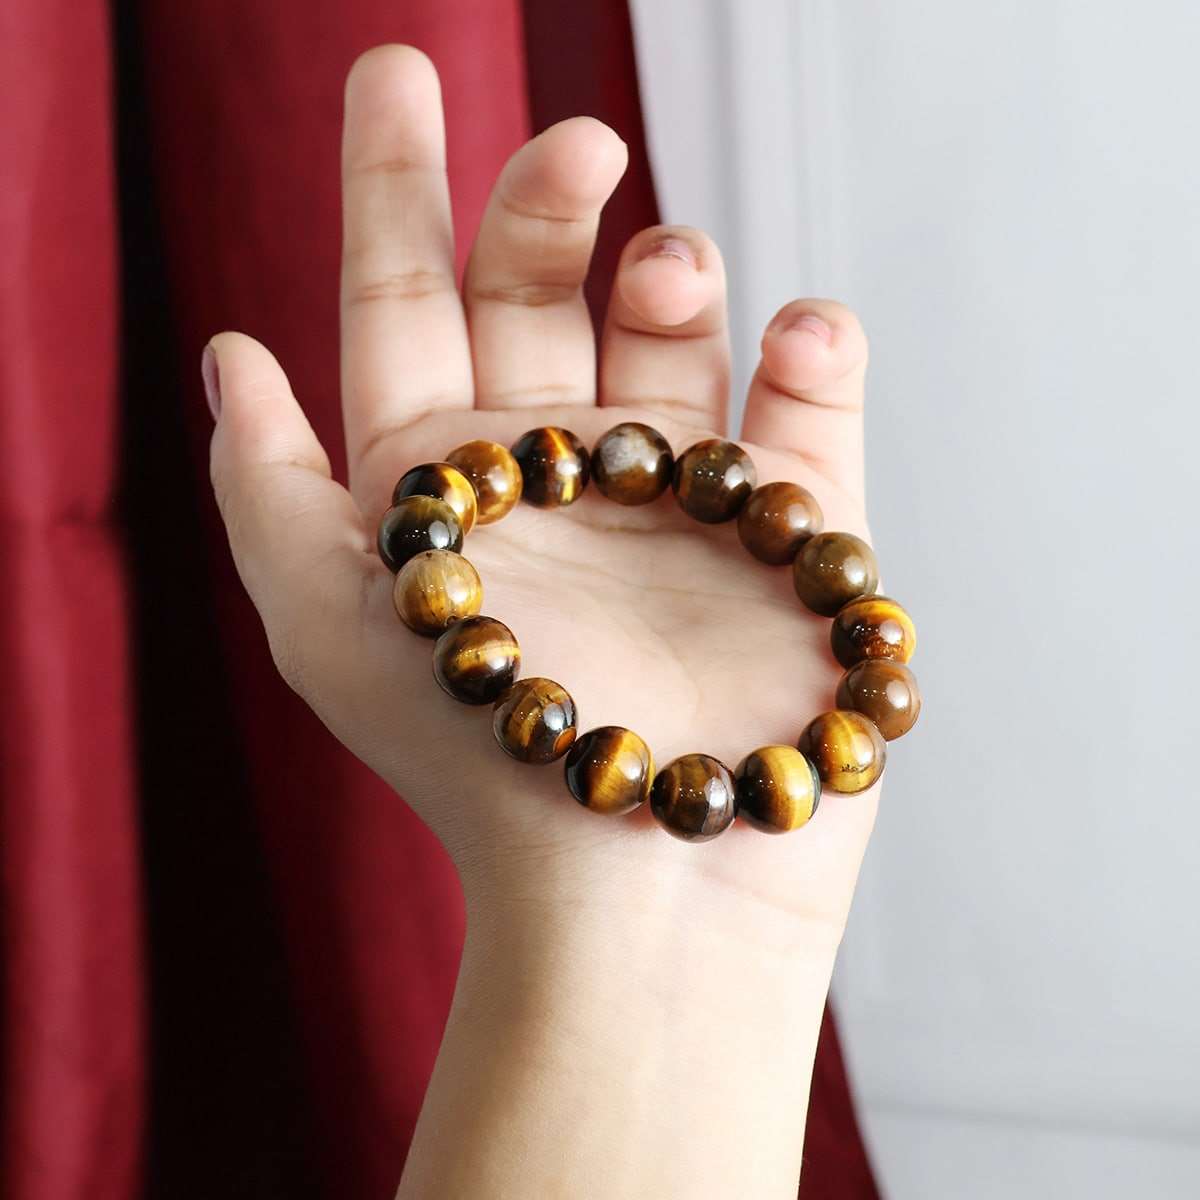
[343,267,454,308]
[468,279,577,308]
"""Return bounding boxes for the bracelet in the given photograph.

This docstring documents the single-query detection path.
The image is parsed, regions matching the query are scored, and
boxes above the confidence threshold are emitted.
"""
[376,423,920,844]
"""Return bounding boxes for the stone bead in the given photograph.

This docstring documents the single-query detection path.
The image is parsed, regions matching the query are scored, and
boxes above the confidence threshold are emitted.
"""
[392,549,483,637]
[796,710,886,794]
[649,753,737,842]
[830,595,916,668]
[733,746,821,834]
[445,439,523,524]
[792,531,879,616]
[492,677,578,764]
[835,660,922,741]
[671,439,757,523]
[392,461,478,534]
[377,496,463,573]
[736,482,824,565]
[510,426,590,507]
[591,422,674,505]
[564,726,654,815]
[432,616,520,705]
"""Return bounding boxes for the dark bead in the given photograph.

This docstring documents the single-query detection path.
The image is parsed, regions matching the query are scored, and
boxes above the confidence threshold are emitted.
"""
[393,549,483,636]
[671,439,757,523]
[392,461,478,534]
[650,753,737,842]
[591,422,674,505]
[835,660,922,741]
[564,726,654,815]
[492,677,578,763]
[736,482,824,564]
[830,595,916,668]
[377,496,463,573]
[792,531,878,616]
[733,746,821,834]
[445,439,523,524]
[796,710,885,794]
[432,616,520,705]
[510,427,590,507]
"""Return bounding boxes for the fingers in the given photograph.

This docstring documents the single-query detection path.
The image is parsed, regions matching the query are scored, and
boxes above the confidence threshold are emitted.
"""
[740,300,869,497]
[463,117,627,410]
[600,226,730,431]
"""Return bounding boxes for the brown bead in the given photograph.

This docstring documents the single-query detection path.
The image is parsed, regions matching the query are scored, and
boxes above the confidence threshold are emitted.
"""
[492,677,578,764]
[377,496,463,573]
[392,550,483,636]
[830,595,916,668]
[649,754,737,842]
[796,711,886,794]
[445,439,523,524]
[733,746,821,834]
[672,439,757,523]
[564,726,654,815]
[432,616,520,705]
[792,531,879,616]
[736,482,824,565]
[835,660,922,741]
[392,461,478,535]
[591,422,674,505]
[510,427,590,507]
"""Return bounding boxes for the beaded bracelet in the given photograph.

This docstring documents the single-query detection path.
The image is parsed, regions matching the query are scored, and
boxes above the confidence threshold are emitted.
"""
[376,423,920,844]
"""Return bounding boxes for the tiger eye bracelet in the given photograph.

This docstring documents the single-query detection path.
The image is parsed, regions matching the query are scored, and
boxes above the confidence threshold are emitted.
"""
[375,422,921,844]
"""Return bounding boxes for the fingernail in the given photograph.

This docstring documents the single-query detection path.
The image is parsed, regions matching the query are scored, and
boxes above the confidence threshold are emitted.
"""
[201,343,221,420]
[639,236,696,268]
[785,314,833,345]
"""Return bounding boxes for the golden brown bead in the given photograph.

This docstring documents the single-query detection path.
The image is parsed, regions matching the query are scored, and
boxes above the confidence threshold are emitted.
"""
[733,746,821,834]
[392,461,478,534]
[432,616,520,705]
[736,482,823,565]
[377,496,463,573]
[510,427,590,507]
[650,753,737,842]
[492,677,578,763]
[445,439,523,524]
[830,595,916,668]
[796,710,886,794]
[671,439,757,523]
[563,726,654,815]
[835,660,922,741]
[591,422,674,505]
[792,531,879,616]
[392,550,483,637]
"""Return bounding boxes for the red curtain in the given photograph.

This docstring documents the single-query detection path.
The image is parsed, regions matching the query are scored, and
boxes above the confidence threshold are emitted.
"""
[1,2,878,1197]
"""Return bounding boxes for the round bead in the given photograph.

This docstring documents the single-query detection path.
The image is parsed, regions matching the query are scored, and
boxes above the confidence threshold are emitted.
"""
[392,550,483,636]
[377,496,463,573]
[649,753,738,842]
[392,461,478,534]
[835,660,922,741]
[733,746,821,834]
[445,439,523,524]
[432,616,520,705]
[510,427,590,507]
[830,595,916,668]
[671,439,757,523]
[792,531,879,616]
[564,726,654,815]
[736,481,824,565]
[591,422,674,505]
[796,710,886,794]
[492,677,578,763]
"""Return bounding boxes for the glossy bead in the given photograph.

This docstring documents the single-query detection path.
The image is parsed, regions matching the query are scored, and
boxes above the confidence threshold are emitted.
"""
[796,711,886,794]
[392,461,478,534]
[392,550,482,636]
[671,439,757,523]
[650,753,737,842]
[830,595,916,668]
[591,422,673,505]
[510,426,590,507]
[792,531,879,616]
[432,616,520,705]
[835,660,922,741]
[445,439,523,524]
[564,726,654,815]
[736,482,824,565]
[377,496,463,572]
[733,746,821,834]
[492,677,578,763]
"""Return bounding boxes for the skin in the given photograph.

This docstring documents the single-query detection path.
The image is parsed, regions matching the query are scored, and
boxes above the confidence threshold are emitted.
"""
[206,45,879,1200]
